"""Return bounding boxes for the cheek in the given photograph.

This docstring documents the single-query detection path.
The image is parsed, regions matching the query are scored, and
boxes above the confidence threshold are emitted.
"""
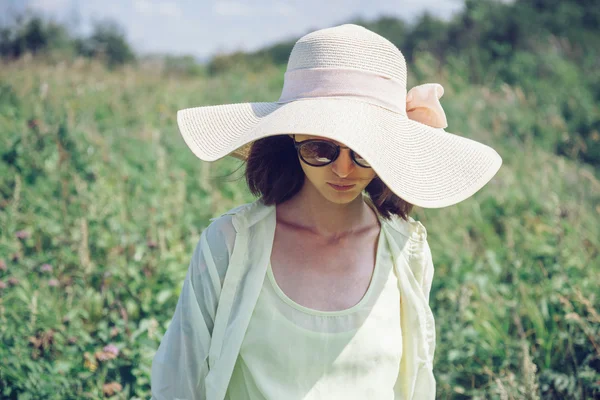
[300,164,328,185]
[299,163,315,180]
[360,171,377,185]
[300,163,376,186]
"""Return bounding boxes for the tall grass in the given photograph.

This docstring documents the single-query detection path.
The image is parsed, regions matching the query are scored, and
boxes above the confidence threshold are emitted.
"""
[0,56,598,399]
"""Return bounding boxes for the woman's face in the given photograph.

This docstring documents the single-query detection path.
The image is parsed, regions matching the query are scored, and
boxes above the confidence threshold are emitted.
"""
[291,134,377,205]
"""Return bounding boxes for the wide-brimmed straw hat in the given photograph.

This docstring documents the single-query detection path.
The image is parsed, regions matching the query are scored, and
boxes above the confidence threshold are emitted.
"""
[177,23,502,208]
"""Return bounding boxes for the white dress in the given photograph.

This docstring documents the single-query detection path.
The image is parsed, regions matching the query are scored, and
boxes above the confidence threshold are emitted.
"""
[225,226,404,399]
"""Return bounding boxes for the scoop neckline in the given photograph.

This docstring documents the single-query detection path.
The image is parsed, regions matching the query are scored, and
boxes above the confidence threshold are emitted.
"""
[267,228,384,317]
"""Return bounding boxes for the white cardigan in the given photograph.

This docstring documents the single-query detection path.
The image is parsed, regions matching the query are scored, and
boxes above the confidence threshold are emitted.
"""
[151,197,436,400]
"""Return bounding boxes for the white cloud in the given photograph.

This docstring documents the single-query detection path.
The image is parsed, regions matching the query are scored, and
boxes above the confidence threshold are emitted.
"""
[133,0,182,18]
[213,1,296,17]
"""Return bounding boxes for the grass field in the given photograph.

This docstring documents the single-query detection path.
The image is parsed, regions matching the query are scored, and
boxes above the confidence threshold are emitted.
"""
[0,56,599,399]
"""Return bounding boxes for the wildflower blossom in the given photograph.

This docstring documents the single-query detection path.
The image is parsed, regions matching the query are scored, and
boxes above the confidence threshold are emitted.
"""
[95,344,119,361]
[95,350,116,361]
[40,264,53,273]
[0,281,6,290]
[7,277,19,286]
[15,230,30,240]
[103,344,119,356]
[0,259,6,271]
[48,278,59,287]
[103,382,123,396]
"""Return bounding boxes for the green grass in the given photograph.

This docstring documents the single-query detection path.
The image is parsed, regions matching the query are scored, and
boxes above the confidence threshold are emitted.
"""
[0,56,598,399]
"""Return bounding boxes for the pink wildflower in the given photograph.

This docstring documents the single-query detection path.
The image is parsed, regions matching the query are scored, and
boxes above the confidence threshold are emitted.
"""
[48,278,59,287]
[0,259,6,271]
[40,264,53,273]
[7,277,19,286]
[103,344,119,356]
[95,345,118,361]
[0,281,6,289]
[15,230,30,240]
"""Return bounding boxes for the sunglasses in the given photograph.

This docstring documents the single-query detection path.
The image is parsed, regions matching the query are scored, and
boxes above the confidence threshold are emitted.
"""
[292,135,372,168]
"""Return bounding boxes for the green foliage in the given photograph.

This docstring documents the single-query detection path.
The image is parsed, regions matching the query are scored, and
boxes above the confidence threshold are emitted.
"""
[0,1,599,399]
[74,20,135,68]
[0,12,134,67]
[207,50,274,76]
[1,50,599,399]
[0,15,72,59]
[161,55,206,77]
[0,58,258,398]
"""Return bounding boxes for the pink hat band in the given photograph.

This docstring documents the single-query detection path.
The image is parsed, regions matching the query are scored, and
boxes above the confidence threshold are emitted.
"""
[276,67,448,129]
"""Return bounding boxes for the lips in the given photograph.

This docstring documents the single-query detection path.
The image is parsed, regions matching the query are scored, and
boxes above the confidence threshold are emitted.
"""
[327,182,356,191]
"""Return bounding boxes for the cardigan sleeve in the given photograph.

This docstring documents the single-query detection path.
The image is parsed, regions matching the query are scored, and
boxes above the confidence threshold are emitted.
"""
[151,215,236,400]
[420,239,434,304]
[408,221,435,304]
[407,224,437,399]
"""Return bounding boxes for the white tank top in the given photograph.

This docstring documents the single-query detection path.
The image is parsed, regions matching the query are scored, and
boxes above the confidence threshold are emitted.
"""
[225,228,403,399]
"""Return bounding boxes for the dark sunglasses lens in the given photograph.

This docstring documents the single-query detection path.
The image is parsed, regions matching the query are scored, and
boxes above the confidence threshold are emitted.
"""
[299,142,337,165]
[353,152,371,167]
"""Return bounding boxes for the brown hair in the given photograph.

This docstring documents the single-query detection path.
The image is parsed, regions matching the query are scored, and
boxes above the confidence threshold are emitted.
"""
[244,135,414,221]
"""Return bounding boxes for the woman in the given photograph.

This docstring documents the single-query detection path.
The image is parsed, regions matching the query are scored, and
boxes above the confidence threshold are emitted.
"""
[151,24,502,400]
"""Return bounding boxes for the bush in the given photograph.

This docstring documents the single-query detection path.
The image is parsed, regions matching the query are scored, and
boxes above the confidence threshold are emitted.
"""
[0,13,135,67]
[74,20,135,67]
[0,15,72,59]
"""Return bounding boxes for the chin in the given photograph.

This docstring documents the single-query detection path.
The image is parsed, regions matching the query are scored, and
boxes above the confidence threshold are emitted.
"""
[319,188,361,204]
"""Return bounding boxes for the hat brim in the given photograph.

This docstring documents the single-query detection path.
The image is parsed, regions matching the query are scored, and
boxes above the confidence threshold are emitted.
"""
[177,97,502,208]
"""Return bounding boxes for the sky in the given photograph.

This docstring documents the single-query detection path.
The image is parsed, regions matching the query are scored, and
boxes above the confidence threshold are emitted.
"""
[5,0,466,62]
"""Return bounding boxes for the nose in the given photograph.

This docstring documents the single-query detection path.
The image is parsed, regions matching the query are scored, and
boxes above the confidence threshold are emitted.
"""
[331,149,355,177]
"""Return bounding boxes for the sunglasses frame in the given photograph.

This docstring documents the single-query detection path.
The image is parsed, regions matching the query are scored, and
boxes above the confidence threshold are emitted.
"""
[292,135,372,168]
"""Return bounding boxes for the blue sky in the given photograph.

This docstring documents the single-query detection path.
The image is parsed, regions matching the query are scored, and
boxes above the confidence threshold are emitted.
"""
[7,0,465,61]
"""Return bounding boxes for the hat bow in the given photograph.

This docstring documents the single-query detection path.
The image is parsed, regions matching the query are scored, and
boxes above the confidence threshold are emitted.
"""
[406,83,448,129]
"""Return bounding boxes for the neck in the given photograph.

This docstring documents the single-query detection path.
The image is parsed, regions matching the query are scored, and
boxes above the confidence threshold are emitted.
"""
[278,180,379,239]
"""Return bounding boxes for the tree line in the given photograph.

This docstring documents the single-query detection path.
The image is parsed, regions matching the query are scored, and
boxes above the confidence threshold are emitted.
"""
[0,14,134,67]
